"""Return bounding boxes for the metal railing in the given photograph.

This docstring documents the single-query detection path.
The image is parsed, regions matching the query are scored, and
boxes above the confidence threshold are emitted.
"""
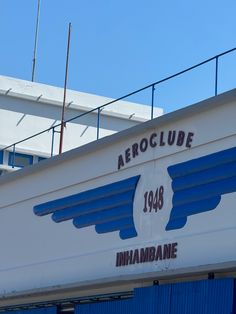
[1,47,236,168]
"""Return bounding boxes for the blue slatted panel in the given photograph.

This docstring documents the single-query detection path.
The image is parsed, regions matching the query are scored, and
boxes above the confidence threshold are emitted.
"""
[204,279,235,314]
[2,307,57,314]
[0,279,234,314]
[170,279,234,314]
[75,279,234,314]
[34,175,140,239]
[133,285,171,314]
[170,281,205,314]
[75,298,133,314]
[233,279,236,314]
[166,146,236,231]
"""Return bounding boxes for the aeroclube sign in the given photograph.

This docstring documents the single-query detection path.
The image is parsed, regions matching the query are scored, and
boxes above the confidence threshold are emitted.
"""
[34,129,196,243]
[117,130,194,170]
[1,96,236,296]
[34,126,236,270]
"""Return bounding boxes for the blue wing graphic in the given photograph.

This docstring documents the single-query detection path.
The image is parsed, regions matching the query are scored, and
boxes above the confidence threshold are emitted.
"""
[34,175,140,239]
[166,146,236,231]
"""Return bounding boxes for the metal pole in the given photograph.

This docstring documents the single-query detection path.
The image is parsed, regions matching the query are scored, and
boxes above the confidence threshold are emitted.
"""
[32,0,41,82]
[215,56,219,96]
[97,107,101,140]
[59,22,72,154]
[151,84,155,119]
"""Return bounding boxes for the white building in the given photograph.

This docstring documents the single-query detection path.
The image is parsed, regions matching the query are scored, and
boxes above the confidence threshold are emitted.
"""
[0,75,163,174]
[0,65,235,314]
[0,87,235,312]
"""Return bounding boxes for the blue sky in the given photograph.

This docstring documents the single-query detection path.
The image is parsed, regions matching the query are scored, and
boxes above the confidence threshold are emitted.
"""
[1,0,236,113]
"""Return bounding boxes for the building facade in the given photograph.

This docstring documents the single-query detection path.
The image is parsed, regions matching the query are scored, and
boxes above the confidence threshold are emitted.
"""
[0,87,235,313]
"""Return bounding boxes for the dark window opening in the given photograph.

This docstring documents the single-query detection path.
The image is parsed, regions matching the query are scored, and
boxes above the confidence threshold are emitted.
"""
[8,152,33,168]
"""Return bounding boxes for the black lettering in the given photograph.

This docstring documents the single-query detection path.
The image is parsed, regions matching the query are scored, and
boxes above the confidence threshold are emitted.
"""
[140,138,148,152]
[148,247,156,262]
[163,244,171,259]
[118,154,125,170]
[116,252,120,266]
[177,131,185,146]
[125,148,131,163]
[132,249,140,264]
[186,132,194,148]
[155,245,163,261]
[132,143,139,158]
[171,242,178,258]
[117,242,178,267]
[168,130,176,145]
[116,252,125,266]
[140,248,149,262]
[150,133,157,147]
[124,250,133,265]
[160,131,165,146]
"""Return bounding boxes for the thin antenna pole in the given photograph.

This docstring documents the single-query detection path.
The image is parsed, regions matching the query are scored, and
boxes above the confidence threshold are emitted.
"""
[59,22,72,154]
[32,0,41,82]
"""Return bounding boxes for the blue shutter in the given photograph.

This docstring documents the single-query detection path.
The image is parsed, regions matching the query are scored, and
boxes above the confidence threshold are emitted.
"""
[2,307,57,314]
[133,285,171,314]
[75,299,133,314]
[169,279,234,314]
[75,279,234,314]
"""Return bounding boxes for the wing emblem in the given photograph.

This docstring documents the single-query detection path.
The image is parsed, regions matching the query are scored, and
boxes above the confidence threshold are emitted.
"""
[34,175,140,239]
[166,146,236,230]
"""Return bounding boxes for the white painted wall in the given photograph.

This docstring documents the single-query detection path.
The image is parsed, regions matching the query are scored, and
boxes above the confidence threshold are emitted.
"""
[0,90,235,297]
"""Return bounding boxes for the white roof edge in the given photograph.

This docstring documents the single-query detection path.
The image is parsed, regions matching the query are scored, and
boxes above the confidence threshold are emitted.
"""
[1,87,235,185]
[0,75,163,121]
[0,261,235,301]
[0,143,51,158]
[0,164,18,172]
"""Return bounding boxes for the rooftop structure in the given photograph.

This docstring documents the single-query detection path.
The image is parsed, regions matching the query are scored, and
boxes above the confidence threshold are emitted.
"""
[0,75,163,175]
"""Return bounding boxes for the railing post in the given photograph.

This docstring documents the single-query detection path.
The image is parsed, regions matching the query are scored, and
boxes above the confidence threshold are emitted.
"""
[51,127,55,157]
[97,107,101,140]
[151,84,155,119]
[1,48,235,156]
[12,144,16,168]
[215,56,219,96]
